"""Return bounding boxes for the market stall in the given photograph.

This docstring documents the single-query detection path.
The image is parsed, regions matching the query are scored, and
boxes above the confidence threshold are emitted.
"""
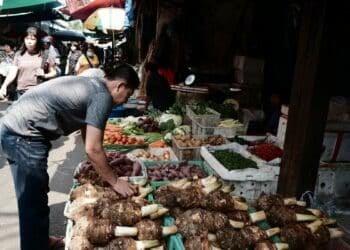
[63,102,346,249]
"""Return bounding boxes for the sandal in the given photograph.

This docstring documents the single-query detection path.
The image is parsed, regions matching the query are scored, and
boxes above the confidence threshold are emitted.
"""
[49,235,65,250]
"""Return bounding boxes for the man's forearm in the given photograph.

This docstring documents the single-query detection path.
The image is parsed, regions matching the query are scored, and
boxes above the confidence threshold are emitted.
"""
[1,66,18,89]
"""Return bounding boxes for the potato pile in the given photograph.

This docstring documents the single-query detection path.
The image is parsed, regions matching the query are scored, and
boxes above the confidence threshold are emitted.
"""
[173,135,227,148]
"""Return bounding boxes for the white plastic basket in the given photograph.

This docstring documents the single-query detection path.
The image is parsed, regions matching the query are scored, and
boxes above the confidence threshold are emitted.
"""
[127,147,178,162]
[186,105,221,126]
[200,143,280,182]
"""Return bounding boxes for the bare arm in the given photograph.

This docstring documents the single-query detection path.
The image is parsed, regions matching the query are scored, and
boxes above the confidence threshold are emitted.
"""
[85,124,136,196]
[75,61,81,75]
[44,65,57,80]
[0,66,18,96]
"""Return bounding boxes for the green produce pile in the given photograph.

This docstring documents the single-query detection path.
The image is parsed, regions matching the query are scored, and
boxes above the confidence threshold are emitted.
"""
[208,102,239,119]
[212,150,258,170]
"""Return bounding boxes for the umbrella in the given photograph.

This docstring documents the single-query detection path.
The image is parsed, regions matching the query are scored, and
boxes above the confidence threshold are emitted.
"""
[62,0,124,21]
[52,30,86,41]
[84,8,125,32]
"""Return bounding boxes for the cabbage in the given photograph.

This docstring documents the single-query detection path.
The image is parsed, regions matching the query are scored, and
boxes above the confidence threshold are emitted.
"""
[159,114,183,128]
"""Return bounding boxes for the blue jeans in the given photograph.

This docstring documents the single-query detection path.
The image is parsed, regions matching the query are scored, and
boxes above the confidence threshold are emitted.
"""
[1,125,52,250]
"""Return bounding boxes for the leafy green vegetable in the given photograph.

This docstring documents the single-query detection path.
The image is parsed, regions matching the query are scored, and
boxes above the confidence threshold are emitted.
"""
[168,102,185,117]
[213,150,258,170]
[144,133,163,143]
[145,108,162,121]
[122,123,144,135]
[159,119,176,132]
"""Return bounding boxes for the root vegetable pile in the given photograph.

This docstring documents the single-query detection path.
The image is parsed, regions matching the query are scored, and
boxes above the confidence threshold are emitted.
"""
[74,152,143,186]
[147,161,207,181]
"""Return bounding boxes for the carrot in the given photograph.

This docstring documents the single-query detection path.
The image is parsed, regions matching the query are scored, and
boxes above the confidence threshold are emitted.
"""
[149,140,166,148]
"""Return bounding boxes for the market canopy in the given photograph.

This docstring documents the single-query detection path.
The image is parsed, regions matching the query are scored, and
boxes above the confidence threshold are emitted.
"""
[0,0,61,14]
[62,0,124,21]
[52,30,86,41]
[0,0,63,23]
[84,8,125,32]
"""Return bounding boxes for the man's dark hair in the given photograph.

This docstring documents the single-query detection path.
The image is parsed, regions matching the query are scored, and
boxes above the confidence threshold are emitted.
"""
[105,64,140,89]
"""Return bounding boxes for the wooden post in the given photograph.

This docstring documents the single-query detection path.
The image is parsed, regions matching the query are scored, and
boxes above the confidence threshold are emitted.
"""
[277,0,332,196]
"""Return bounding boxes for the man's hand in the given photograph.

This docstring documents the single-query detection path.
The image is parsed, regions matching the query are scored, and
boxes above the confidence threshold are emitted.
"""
[112,178,137,197]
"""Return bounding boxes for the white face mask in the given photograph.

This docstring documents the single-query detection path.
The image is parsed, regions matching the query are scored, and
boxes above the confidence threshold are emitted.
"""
[71,46,77,51]
[86,51,94,57]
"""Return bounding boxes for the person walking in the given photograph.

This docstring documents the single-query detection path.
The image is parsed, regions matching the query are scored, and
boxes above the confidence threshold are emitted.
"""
[0,64,140,250]
[75,43,100,75]
[0,27,56,100]
[65,42,82,75]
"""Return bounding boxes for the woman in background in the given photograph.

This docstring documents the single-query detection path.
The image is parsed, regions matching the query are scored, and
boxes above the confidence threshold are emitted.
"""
[75,43,100,75]
[0,26,56,100]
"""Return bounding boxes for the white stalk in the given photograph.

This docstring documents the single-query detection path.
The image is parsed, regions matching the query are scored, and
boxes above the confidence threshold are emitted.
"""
[208,233,217,242]
[296,200,307,206]
[234,200,248,211]
[181,182,192,189]
[265,227,281,238]
[150,208,169,220]
[133,178,148,187]
[249,211,266,223]
[220,184,233,193]
[275,243,289,250]
[306,220,323,233]
[135,240,160,249]
[210,245,223,250]
[200,175,217,186]
[141,204,159,217]
[283,197,297,205]
[202,181,222,194]
[307,208,322,217]
[229,220,245,229]
[114,226,138,237]
[320,217,336,225]
[170,178,189,188]
[329,228,345,239]
[295,213,317,222]
[132,187,153,200]
[162,225,178,236]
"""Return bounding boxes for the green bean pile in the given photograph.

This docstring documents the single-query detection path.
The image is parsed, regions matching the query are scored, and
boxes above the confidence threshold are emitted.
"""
[212,150,258,170]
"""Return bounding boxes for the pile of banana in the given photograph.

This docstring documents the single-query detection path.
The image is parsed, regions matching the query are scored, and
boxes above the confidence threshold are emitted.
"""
[218,119,243,128]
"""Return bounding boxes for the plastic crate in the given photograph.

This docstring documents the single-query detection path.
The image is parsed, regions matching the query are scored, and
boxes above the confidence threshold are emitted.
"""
[144,160,215,188]
[201,143,280,202]
[126,147,178,162]
[186,105,221,126]
[73,159,148,185]
[191,118,241,138]
[172,136,202,161]
[164,216,186,250]
[64,218,73,250]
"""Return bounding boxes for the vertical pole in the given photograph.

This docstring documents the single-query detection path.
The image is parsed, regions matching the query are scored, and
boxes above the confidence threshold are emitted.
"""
[277,0,332,197]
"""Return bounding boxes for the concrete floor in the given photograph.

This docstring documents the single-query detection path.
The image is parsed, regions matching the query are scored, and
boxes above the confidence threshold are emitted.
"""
[0,101,85,250]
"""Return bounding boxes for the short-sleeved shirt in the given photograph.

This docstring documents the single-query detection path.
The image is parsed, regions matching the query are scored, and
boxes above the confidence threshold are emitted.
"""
[2,76,113,140]
[14,51,55,90]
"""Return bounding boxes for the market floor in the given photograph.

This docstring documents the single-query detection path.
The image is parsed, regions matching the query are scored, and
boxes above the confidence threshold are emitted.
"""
[0,101,85,250]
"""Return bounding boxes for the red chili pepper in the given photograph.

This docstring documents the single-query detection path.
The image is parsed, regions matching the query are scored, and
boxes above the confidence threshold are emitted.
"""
[250,143,283,161]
